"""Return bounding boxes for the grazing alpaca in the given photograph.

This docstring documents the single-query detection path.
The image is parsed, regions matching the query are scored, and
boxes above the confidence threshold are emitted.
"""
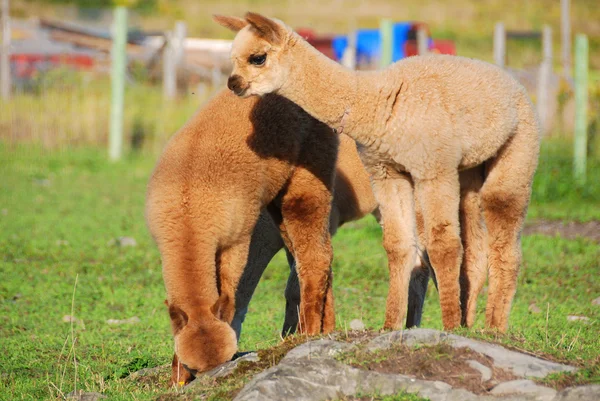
[146,88,339,379]
[215,13,540,332]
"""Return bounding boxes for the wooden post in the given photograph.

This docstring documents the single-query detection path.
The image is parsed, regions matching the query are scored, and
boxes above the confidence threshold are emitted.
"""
[417,27,428,55]
[379,18,393,68]
[537,25,552,135]
[494,22,506,68]
[163,31,176,99]
[573,34,588,185]
[1,0,10,101]
[173,21,187,68]
[341,25,357,70]
[561,0,571,79]
[109,6,128,161]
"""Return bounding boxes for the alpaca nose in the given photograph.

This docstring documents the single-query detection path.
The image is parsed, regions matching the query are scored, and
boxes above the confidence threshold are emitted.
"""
[227,75,245,95]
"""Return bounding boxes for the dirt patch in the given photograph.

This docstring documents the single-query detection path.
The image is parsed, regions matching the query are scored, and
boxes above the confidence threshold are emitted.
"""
[524,220,600,243]
[342,343,519,395]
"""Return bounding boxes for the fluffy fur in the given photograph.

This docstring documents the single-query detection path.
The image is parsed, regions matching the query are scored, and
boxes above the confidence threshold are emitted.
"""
[146,88,339,382]
[216,12,540,332]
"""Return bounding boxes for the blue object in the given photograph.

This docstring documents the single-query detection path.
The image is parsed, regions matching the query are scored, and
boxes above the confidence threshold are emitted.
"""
[332,22,418,64]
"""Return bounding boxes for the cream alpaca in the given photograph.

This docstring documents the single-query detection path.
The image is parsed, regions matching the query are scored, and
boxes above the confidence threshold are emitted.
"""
[215,13,540,332]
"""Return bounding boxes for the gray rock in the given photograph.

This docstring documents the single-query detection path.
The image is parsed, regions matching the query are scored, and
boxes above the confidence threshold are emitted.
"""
[128,364,169,379]
[552,385,600,400]
[447,334,576,378]
[592,297,600,306]
[282,339,353,361]
[108,236,137,247]
[366,328,446,351]
[65,390,106,401]
[567,315,590,323]
[491,379,557,400]
[529,303,543,313]
[466,359,492,381]
[349,319,365,331]
[106,316,140,325]
[186,352,259,390]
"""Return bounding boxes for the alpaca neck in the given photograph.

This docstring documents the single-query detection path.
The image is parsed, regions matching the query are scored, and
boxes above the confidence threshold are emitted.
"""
[279,33,383,143]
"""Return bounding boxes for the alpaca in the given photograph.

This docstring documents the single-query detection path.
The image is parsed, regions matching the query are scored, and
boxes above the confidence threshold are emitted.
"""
[215,13,540,332]
[146,88,339,379]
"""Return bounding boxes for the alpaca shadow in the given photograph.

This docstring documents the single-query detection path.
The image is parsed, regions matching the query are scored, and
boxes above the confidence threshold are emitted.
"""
[246,93,339,188]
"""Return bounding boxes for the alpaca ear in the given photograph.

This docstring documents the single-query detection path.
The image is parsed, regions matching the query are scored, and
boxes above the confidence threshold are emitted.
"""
[244,12,285,45]
[168,304,189,334]
[213,14,248,32]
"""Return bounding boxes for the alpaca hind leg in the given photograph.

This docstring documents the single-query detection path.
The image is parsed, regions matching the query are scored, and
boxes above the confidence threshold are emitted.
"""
[459,167,487,327]
[280,168,334,335]
[415,172,462,330]
[215,238,252,324]
[370,170,418,330]
[482,121,539,332]
[282,248,300,336]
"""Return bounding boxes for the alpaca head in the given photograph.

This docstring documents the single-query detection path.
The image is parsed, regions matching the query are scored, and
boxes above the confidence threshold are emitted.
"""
[167,302,237,376]
[214,13,292,98]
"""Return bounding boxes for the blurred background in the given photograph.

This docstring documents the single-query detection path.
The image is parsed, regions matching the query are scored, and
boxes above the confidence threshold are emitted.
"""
[0,0,598,152]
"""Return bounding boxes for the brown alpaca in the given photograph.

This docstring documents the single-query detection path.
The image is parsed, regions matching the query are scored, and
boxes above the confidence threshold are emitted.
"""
[146,88,339,377]
[215,13,540,332]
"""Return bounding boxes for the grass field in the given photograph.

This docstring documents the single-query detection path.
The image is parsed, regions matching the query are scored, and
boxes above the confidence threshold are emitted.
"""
[0,139,599,400]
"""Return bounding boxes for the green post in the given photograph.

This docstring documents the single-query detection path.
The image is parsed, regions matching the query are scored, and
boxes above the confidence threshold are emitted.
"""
[573,34,588,185]
[109,6,128,161]
[379,18,393,68]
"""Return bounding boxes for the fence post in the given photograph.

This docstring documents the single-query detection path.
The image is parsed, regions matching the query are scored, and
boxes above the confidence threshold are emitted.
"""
[163,31,176,99]
[0,0,10,101]
[341,30,357,69]
[417,27,428,55]
[493,22,506,68]
[379,18,393,68]
[109,6,128,161]
[537,25,552,135]
[573,34,588,185]
[561,0,571,79]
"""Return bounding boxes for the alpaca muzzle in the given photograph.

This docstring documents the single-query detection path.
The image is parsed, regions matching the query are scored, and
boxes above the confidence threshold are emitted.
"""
[227,75,247,96]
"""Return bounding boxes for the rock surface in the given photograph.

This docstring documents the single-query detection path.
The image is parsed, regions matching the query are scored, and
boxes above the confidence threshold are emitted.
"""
[178,329,598,401]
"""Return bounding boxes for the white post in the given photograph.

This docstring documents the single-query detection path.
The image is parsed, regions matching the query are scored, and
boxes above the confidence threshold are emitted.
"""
[1,0,11,101]
[341,30,357,69]
[537,25,552,135]
[109,6,128,161]
[173,21,187,70]
[163,31,176,99]
[561,0,571,79]
[417,27,428,55]
[494,22,506,68]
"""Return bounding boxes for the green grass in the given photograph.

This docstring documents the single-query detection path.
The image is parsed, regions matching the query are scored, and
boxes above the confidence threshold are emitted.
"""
[0,140,599,400]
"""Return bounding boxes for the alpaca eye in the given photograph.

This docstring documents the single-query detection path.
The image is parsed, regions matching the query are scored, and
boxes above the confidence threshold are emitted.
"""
[248,54,267,66]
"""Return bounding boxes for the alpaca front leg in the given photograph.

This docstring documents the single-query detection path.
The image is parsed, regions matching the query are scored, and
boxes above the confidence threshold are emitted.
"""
[415,173,463,330]
[215,238,252,324]
[370,171,418,330]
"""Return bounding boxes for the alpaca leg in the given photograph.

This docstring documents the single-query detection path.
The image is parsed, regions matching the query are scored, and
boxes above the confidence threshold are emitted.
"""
[370,171,418,330]
[414,172,462,330]
[482,121,539,332]
[232,211,284,340]
[216,238,252,324]
[282,248,300,336]
[458,167,487,328]
[280,169,334,335]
